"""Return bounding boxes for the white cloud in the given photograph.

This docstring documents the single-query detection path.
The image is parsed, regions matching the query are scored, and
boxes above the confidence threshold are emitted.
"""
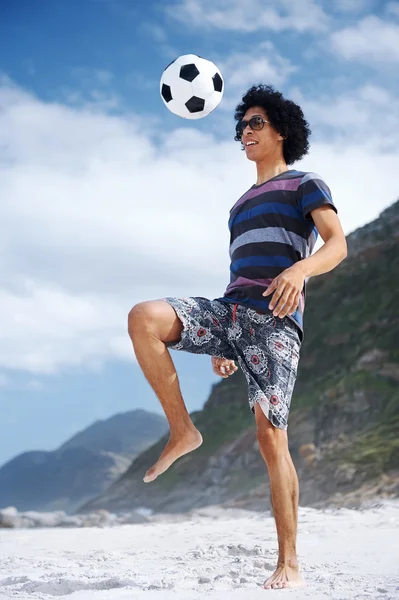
[43,68,121,111]
[219,43,296,96]
[331,16,399,64]
[0,371,42,390]
[0,283,130,373]
[291,83,399,152]
[57,87,122,112]
[0,77,398,374]
[166,0,329,32]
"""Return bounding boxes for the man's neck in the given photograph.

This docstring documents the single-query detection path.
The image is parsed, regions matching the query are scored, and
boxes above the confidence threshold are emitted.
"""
[255,159,288,186]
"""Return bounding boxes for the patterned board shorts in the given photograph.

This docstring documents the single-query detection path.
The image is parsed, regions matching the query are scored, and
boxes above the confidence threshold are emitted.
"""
[163,297,302,430]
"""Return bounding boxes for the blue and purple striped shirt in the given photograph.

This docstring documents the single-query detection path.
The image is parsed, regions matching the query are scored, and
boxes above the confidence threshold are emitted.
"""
[217,169,337,336]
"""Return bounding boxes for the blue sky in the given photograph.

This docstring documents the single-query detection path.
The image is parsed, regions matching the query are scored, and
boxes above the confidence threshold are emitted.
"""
[1,0,398,466]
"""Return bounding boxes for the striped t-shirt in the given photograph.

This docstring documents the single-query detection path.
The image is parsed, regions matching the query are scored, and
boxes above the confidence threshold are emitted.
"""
[217,169,337,336]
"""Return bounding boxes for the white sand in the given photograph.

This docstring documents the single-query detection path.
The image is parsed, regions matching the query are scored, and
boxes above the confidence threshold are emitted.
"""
[0,501,398,600]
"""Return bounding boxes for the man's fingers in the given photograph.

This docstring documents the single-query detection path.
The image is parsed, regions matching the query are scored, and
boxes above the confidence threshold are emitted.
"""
[271,288,290,315]
[212,358,237,378]
[215,368,227,378]
[288,292,300,316]
[219,365,229,378]
[268,283,287,310]
[222,362,237,374]
[262,279,278,297]
[277,289,298,318]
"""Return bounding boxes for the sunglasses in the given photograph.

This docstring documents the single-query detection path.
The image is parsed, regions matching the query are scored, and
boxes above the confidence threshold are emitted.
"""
[235,115,270,137]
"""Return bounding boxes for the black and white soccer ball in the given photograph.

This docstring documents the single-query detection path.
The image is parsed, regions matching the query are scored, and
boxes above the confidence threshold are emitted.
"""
[160,54,224,120]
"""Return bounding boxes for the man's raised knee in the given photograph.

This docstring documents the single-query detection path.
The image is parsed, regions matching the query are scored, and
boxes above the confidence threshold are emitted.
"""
[127,300,183,345]
[127,302,154,337]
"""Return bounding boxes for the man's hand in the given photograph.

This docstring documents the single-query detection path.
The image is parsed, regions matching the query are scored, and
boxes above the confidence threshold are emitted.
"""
[211,356,238,378]
[262,263,306,318]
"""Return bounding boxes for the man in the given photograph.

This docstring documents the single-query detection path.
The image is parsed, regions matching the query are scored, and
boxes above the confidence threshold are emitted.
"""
[128,85,347,590]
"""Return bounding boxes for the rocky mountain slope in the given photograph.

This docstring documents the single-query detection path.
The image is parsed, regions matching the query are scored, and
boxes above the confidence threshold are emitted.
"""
[59,409,167,457]
[83,200,399,515]
[0,409,167,512]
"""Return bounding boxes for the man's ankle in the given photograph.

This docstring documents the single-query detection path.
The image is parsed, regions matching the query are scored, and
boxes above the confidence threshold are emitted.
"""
[277,556,299,569]
[169,421,197,438]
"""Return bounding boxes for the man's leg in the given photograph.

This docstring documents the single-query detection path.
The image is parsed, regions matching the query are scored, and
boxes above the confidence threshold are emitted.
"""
[128,300,203,483]
[254,403,306,590]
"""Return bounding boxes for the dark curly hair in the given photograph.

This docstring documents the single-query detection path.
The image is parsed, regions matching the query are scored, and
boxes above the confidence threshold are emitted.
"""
[234,84,311,165]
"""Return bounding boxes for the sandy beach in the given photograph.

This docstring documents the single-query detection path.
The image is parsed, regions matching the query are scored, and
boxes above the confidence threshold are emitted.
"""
[0,501,398,599]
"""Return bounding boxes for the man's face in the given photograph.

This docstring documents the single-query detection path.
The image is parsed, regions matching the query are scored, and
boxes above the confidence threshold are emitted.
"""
[239,106,283,162]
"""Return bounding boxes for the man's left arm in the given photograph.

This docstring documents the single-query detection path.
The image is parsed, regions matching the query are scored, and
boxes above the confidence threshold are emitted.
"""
[263,206,347,318]
[298,205,347,277]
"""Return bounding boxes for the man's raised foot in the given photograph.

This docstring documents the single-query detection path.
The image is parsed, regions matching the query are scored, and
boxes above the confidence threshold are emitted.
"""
[143,426,203,483]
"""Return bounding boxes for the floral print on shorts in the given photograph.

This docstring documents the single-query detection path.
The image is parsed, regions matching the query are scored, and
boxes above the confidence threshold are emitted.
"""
[163,296,301,430]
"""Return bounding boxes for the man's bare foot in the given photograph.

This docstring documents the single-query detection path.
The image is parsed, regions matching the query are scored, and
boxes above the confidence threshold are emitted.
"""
[263,563,306,590]
[143,427,203,483]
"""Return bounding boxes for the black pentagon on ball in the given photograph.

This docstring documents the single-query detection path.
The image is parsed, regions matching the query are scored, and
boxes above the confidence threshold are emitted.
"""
[161,84,173,103]
[185,96,205,113]
[212,72,223,93]
[180,63,200,82]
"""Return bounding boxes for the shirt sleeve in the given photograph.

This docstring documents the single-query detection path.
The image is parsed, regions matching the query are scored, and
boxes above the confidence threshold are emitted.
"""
[297,173,337,221]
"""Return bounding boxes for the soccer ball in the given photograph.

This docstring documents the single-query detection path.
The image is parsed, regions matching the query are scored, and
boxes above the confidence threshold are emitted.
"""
[160,54,224,120]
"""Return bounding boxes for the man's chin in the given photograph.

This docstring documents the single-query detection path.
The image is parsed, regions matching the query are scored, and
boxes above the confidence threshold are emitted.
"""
[245,152,257,162]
